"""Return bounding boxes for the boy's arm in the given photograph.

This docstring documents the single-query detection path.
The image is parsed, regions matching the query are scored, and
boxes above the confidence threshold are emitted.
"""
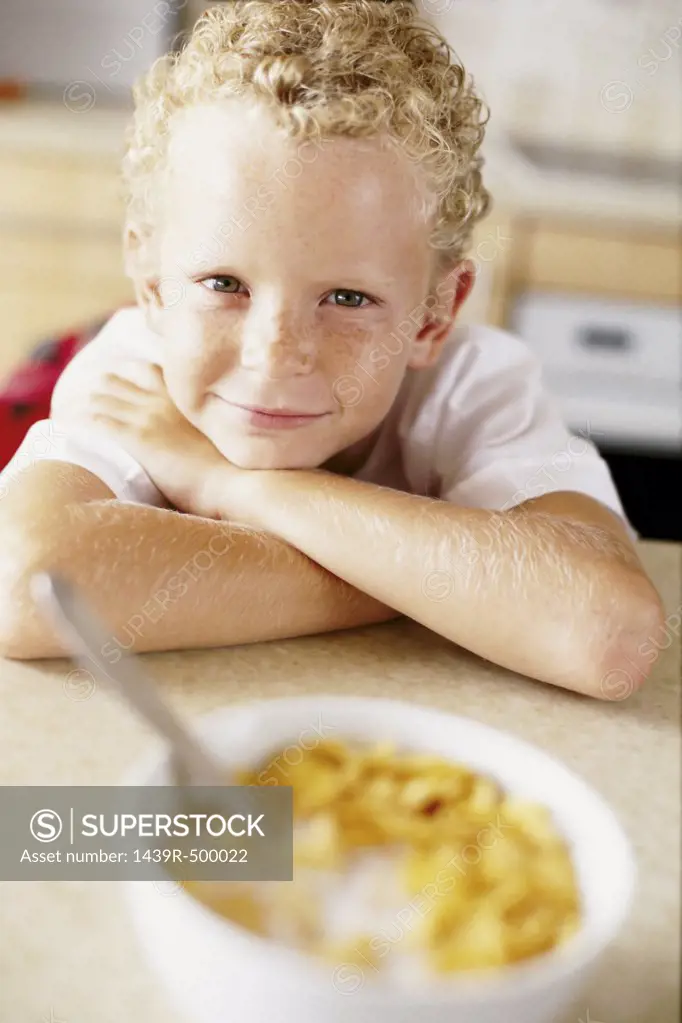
[217,467,665,700]
[0,463,400,660]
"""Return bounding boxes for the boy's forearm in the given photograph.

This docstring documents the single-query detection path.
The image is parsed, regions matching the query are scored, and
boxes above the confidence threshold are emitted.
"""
[3,500,399,659]
[229,469,663,698]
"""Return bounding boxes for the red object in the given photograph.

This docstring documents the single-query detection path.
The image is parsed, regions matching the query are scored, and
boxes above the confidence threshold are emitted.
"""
[0,320,106,472]
[0,80,26,101]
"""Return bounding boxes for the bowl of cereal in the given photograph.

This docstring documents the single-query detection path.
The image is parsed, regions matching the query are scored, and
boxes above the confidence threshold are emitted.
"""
[125,695,635,1023]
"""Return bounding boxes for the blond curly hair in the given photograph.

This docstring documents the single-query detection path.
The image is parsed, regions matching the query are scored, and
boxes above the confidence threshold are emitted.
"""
[123,0,491,272]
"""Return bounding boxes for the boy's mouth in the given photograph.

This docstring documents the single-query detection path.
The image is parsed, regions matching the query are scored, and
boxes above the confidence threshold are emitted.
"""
[232,402,328,418]
[214,397,332,431]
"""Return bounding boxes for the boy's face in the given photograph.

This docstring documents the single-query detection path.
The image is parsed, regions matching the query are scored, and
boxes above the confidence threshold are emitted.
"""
[134,99,468,472]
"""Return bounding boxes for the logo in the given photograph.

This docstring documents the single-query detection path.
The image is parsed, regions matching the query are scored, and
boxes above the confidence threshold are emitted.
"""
[158,276,186,308]
[63,81,96,114]
[332,375,364,408]
[600,81,634,113]
[600,668,636,701]
[421,571,455,602]
[331,962,365,995]
[63,669,97,702]
[30,809,63,843]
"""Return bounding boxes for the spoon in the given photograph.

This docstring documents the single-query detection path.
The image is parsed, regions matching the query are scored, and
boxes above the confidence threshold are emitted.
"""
[31,571,228,790]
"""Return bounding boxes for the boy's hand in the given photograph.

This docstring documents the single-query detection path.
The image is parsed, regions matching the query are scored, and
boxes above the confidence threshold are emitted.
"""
[86,363,237,519]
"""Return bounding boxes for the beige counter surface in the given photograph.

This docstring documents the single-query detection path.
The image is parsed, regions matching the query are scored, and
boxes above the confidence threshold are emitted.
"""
[0,540,680,1023]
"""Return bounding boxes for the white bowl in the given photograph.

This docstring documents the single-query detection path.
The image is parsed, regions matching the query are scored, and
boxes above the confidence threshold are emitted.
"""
[124,695,635,1023]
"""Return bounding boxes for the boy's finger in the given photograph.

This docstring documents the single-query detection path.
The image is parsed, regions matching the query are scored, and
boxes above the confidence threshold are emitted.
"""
[115,359,166,393]
[97,369,168,402]
[90,411,132,435]
[98,373,147,397]
[88,393,144,419]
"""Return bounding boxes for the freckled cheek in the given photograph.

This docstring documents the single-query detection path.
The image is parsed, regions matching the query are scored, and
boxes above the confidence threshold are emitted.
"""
[320,323,382,377]
[323,322,408,394]
[318,323,406,433]
[161,308,240,409]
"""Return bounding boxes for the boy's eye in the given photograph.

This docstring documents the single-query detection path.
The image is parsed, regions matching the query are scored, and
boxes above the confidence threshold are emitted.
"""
[203,276,245,294]
[327,289,371,309]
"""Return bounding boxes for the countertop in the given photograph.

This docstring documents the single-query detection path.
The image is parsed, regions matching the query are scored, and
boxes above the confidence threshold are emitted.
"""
[0,540,679,1023]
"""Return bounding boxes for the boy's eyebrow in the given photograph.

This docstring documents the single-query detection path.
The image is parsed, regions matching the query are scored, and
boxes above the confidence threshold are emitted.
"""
[180,262,399,291]
[331,268,399,291]
[314,274,398,292]
[326,262,398,287]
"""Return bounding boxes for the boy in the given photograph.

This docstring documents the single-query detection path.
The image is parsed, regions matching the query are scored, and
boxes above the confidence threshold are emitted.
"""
[0,0,664,697]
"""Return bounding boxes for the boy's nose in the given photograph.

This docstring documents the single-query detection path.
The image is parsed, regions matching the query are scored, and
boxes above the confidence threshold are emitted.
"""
[239,305,315,378]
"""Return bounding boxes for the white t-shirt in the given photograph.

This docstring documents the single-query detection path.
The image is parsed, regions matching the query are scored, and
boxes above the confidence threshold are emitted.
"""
[1,307,635,536]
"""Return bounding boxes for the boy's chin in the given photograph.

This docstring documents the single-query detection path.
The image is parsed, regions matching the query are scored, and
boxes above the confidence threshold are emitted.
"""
[214,440,325,472]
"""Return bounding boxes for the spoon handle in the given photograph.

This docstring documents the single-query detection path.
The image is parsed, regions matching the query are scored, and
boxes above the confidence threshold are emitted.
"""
[32,572,226,788]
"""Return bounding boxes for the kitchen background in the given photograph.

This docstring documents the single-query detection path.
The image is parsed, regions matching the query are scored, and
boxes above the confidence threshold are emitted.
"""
[0,0,680,537]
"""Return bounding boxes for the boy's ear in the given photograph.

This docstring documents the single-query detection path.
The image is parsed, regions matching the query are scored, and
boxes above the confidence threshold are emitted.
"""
[123,223,164,330]
[408,260,476,370]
